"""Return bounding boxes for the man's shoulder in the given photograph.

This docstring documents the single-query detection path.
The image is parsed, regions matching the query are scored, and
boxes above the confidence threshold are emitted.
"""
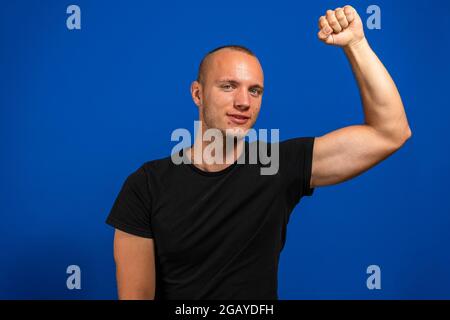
[140,153,176,174]
[120,155,175,190]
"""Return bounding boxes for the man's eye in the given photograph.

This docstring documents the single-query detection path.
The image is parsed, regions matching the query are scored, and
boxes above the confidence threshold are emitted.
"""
[221,84,233,90]
[250,88,261,96]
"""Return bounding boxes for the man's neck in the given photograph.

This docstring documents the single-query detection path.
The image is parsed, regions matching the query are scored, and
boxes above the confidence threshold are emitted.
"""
[186,132,246,173]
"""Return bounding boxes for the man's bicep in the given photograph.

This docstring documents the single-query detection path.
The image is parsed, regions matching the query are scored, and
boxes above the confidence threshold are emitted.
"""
[113,229,156,300]
[311,125,400,187]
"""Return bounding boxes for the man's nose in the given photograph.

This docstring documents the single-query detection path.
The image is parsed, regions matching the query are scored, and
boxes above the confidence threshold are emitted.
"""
[234,87,250,111]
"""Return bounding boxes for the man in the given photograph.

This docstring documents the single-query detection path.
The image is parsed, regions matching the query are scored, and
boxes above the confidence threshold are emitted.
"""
[106,5,411,300]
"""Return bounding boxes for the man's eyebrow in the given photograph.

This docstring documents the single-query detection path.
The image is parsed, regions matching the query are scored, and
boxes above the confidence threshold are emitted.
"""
[216,78,239,84]
[250,84,264,91]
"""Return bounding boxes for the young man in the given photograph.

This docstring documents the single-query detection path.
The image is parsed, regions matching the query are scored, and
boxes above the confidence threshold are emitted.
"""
[106,5,411,300]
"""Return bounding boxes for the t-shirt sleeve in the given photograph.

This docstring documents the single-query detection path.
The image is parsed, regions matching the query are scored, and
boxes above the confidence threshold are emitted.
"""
[105,165,154,238]
[279,137,315,206]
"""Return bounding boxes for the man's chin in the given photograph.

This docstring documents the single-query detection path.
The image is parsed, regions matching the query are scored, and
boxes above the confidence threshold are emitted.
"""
[224,127,250,140]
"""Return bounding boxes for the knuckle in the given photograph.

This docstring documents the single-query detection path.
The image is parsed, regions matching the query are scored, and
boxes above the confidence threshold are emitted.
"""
[337,16,347,24]
[329,20,339,26]
[344,6,353,14]
[335,9,345,18]
[318,19,326,28]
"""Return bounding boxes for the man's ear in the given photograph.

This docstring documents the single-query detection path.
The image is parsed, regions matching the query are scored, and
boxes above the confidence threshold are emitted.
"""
[190,81,202,108]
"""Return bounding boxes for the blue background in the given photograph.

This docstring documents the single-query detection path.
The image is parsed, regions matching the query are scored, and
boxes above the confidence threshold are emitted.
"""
[1,0,449,299]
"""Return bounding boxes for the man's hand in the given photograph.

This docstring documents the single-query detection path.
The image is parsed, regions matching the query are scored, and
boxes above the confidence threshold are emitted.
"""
[317,5,365,47]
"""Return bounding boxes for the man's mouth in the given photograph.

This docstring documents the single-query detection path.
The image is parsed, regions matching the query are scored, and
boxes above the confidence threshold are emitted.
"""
[227,113,250,125]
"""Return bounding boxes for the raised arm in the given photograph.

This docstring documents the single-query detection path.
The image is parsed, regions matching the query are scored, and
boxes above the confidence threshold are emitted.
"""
[113,229,156,299]
[311,5,411,188]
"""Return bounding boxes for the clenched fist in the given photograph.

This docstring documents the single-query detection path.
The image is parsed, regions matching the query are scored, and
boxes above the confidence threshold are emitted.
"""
[317,5,365,47]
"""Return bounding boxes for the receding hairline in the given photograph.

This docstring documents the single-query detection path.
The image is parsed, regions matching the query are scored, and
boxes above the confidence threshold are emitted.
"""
[196,45,258,84]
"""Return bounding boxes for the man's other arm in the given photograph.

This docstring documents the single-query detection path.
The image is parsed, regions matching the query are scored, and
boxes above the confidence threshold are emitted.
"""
[113,229,156,299]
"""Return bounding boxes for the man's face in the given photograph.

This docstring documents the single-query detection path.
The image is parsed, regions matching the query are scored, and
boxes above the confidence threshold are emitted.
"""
[191,49,264,137]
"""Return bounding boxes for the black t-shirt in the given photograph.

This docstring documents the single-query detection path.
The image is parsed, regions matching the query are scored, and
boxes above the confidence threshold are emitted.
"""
[106,137,315,300]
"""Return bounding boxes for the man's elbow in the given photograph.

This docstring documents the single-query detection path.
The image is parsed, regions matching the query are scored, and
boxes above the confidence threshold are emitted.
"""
[405,126,412,140]
[389,125,412,151]
[398,125,412,145]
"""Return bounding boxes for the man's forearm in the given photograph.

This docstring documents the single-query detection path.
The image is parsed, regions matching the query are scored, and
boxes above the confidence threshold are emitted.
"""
[343,37,411,144]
